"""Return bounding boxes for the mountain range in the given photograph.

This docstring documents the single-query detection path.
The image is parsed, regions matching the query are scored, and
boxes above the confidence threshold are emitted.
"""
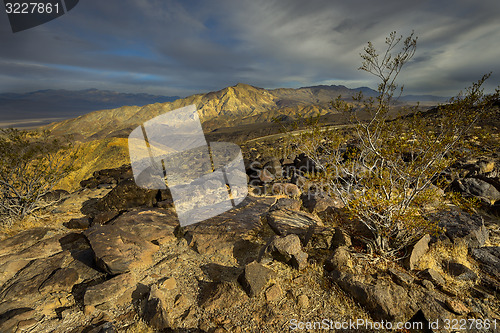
[43,84,446,141]
[0,89,180,127]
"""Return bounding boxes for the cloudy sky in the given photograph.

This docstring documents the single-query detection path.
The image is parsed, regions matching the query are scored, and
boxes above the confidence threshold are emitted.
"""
[1,0,499,97]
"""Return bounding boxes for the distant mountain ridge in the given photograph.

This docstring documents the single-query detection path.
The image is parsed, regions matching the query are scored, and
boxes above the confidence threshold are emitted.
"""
[0,89,180,123]
[43,83,446,140]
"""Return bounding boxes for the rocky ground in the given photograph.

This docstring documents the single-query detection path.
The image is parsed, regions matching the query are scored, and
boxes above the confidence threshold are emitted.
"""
[0,143,500,332]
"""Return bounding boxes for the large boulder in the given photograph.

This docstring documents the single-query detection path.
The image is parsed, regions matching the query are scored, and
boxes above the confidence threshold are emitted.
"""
[461,177,500,203]
[430,209,488,248]
[183,196,274,260]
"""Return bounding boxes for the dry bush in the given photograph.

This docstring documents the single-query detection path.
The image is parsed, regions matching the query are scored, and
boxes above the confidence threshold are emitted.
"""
[290,31,500,258]
[0,128,76,226]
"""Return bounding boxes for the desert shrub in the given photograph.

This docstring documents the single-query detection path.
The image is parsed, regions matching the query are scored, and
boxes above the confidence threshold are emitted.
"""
[0,128,76,226]
[290,32,499,258]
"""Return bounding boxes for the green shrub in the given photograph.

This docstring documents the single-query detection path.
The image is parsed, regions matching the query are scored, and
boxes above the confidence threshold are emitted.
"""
[291,31,499,258]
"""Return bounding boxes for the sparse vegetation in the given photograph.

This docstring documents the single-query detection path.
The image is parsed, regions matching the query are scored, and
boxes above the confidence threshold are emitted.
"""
[0,128,76,226]
[289,31,500,258]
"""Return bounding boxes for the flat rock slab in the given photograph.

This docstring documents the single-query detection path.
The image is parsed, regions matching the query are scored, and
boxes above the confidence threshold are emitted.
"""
[0,227,52,257]
[0,251,73,305]
[0,234,67,288]
[84,224,159,275]
[110,208,179,245]
[266,208,323,236]
[471,247,500,279]
[430,209,488,248]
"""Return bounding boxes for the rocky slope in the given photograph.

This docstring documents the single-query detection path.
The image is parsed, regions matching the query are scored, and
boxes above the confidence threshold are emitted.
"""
[0,145,499,332]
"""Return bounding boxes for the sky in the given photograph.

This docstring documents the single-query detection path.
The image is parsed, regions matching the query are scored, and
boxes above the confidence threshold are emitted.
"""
[1,0,500,98]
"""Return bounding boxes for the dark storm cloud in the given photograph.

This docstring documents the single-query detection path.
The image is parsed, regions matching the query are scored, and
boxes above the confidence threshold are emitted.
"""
[0,0,499,97]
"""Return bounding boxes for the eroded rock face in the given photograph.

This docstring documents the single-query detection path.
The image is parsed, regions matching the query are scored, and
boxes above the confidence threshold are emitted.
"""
[1,159,500,332]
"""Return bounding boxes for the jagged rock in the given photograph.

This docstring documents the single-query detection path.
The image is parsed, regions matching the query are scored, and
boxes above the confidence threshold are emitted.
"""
[269,197,301,211]
[388,268,415,288]
[419,269,446,288]
[80,165,133,189]
[331,270,461,325]
[0,234,66,288]
[92,210,119,225]
[443,261,478,281]
[431,209,488,248]
[263,158,283,178]
[471,247,500,279]
[144,284,196,330]
[83,179,158,218]
[110,208,178,245]
[238,261,275,297]
[261,234,308,270]
[84,273,136,307]
[0,309,37,333]
[404,234,430,270]
[86,321,117,333]
[331,270,415,321]
[84,224,159,274]
[64,216,91,229]
[200,281,246,311]
[304,226,336,249]
[266,208,323,237]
